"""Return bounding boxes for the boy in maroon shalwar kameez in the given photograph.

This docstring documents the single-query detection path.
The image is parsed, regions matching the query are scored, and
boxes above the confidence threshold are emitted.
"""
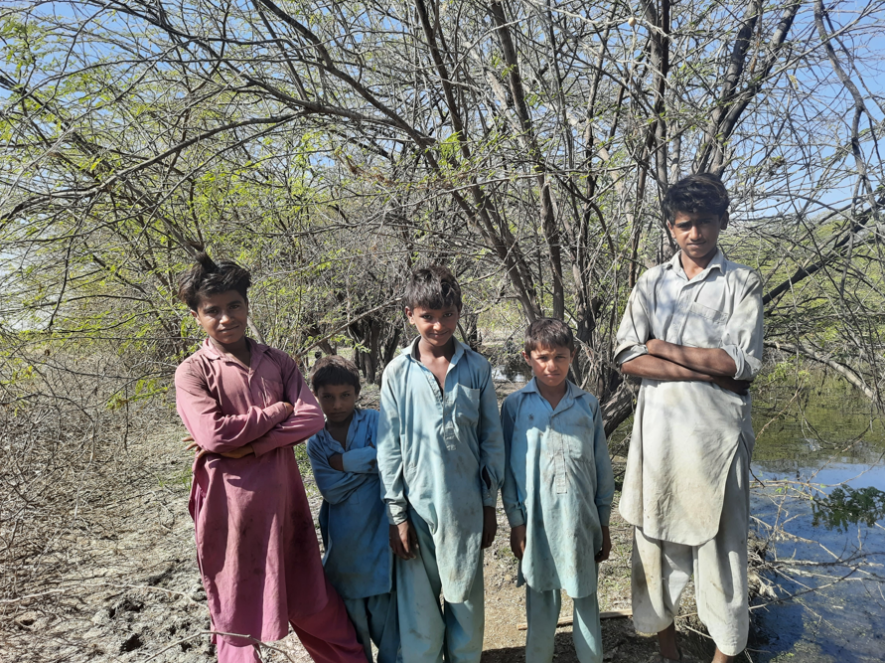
[174,252,367,663]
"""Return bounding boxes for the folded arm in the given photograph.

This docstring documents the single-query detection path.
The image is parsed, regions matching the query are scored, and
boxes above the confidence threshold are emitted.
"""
[250,355,325,457]
[175,366,290,454]
[307,439,374,505]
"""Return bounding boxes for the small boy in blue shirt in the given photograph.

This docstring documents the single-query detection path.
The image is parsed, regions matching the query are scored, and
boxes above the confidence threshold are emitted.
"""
[377,265,505,663]
[502,319,615,663]
[307,356,401,663]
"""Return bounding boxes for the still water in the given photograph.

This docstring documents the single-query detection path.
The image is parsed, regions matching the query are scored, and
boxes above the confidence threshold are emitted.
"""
[748,378,885,662]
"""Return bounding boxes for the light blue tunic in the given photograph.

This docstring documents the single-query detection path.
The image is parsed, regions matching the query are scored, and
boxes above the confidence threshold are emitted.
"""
[501,379,615,598]
[307,408,392,599]
[377,337,505,603]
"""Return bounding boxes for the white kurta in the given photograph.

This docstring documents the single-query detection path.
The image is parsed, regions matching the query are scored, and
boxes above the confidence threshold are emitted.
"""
[614,249,763,546]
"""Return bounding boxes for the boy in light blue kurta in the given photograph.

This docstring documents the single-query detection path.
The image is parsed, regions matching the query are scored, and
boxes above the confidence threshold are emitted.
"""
[502,319,615,663]
[307,356,401,663]
[377,266,505,663]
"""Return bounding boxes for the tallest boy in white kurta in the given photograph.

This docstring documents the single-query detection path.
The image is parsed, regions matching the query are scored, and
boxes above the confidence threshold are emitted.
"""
[615,173,763,663]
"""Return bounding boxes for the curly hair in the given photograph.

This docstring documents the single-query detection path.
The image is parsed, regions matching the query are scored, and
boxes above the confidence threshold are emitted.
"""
[404,265,463,311]
[310,355,362,394]
[524,318,575,355]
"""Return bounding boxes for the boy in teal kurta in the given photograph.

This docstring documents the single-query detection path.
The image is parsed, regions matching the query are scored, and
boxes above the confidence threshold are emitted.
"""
[377,266,505,663]
[502,319,615,663]
[306,356,401,663]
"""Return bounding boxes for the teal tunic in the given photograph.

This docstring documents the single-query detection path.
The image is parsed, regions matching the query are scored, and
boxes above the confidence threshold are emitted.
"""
[377,337,505,603]
[501,379,615,598]
[307,408,392,599]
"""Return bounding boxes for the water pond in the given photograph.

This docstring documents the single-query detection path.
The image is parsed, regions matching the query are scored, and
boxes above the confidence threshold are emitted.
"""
[749,377,885,662]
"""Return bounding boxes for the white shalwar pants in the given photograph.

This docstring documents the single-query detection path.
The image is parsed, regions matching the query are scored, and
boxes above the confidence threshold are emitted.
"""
[631,441,750,657]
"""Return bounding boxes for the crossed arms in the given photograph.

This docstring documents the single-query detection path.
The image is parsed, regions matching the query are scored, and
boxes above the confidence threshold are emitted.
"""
[620,339,751,394]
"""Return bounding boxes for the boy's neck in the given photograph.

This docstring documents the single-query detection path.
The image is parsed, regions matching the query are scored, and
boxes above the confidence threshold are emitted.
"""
[209,336,251,366]
[680,246,718,280]
[536,378,568,410]
[326,410,355,447]
[417,336,456,361]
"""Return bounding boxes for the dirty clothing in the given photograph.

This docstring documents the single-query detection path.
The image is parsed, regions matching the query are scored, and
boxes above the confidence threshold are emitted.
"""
[307,407,400,663]
[175,339,364,662]
[525,587,602,663]
[614,249,763,545]
[344,594,402,663]
[307,408,393,599]
[214,576,369,663]
[377,337,505,603]
[396,508,485,663]
[501,379,615,598]
[631,439,751,656]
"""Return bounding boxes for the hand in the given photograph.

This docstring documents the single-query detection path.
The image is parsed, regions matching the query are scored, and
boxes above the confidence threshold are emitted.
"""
[482,506,497,548]
[220,444,254,459]
[282,402,295,416]
[510,525,526,561]
[183,435,210,460]
[595,526,612,563]
[390,521,418,560]
[711,375,752,395]
[329,454,345,471]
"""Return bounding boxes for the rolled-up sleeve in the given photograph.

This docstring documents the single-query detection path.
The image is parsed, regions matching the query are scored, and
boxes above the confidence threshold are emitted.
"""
[377,368,408,525]
[721,271,764,381]
[614,276,652,365]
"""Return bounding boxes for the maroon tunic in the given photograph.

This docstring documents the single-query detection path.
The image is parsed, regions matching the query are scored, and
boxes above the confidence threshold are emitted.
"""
[175,339,327,644]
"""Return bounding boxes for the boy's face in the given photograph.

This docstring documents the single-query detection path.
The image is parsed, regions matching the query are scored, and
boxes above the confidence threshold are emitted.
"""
[668,210,729,262]
[405,305,460,349]
[523,344,575,389]
[191,290,249,346]
[316,383,359,424]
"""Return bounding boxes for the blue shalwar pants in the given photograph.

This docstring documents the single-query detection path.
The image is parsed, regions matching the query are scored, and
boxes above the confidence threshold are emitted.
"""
[344,593,402,663]
[525,587,602,663]
[396,511,484,663]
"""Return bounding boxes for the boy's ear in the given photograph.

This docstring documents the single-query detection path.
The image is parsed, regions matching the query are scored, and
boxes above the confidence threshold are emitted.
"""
[522,350,531,364]
[719,211,730,229]
[404,306,414,324]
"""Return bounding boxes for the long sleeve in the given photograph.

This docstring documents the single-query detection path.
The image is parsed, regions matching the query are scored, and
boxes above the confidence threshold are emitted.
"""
[251,355,325,458]
[721,271,764,381]
[341,446,378,473]
[307,436,374,506]
[175,364,289,454]
[591,400,615,528]
[477,363,505,508]
[377,368,408,525]
[614,275,652,365]
[500,397,526,528]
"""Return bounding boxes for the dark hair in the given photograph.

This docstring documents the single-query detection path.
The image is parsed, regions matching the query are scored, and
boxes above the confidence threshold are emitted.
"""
[310,355,362,394]
[403,265,462,311]
[524,318,575,354]
[177,252,252,310]
[661,173,730,224]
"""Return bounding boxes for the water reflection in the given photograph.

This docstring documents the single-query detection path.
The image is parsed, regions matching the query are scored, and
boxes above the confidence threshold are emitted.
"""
[749,379,885,663]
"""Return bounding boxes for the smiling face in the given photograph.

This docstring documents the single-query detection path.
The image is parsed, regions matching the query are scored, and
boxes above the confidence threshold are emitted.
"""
[316,383,359,425]
[668,210,729,265]
[405,304,460,349]
[190,290,249,347]
[523,343,575,390]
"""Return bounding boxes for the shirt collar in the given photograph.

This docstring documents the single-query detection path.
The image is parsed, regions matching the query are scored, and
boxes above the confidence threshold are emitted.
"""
[403,335,467,368]
[523,377,581,412]
[667,248,726,282]
[201,337,266,361]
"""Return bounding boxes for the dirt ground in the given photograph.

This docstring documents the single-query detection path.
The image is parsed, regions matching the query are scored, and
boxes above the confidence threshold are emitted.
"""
[2,384,723,663]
